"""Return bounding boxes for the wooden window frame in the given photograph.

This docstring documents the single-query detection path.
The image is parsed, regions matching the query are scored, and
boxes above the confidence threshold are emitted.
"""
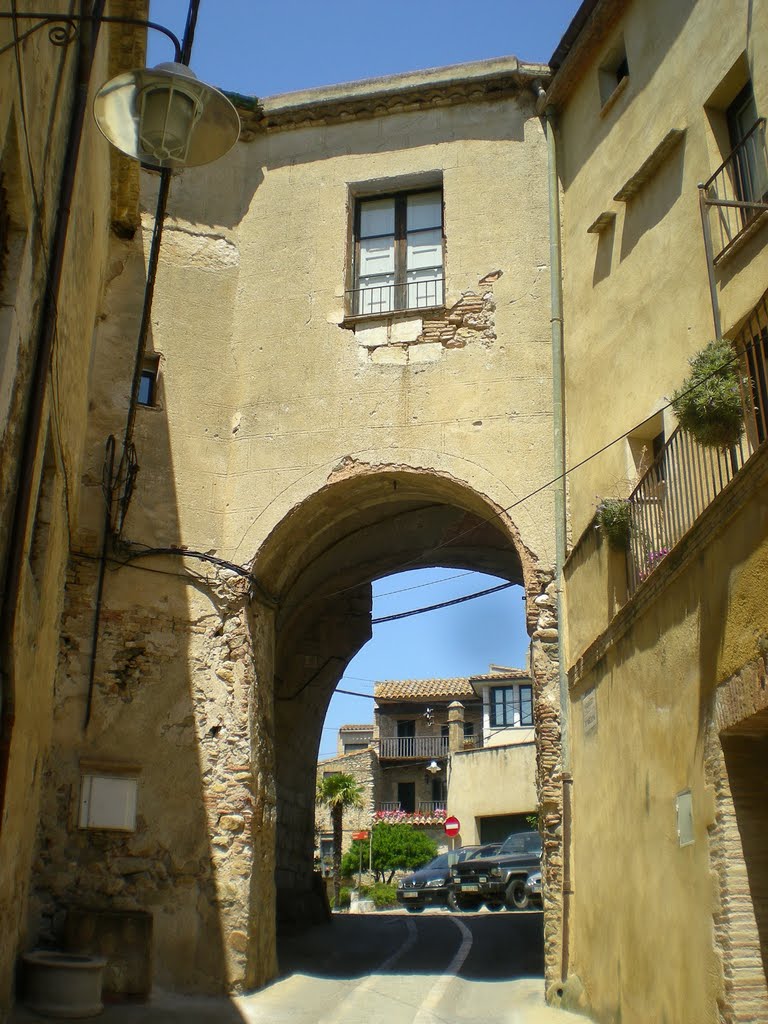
[350,187,444,317]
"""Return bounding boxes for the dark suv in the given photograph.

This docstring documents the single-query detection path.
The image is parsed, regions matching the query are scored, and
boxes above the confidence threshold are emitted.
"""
[396,845,499,912]
[448,830,542,911]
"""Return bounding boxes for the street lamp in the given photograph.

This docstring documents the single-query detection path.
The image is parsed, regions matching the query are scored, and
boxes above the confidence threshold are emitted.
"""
[426,760,441,775]
[94,61,240,169]
[0,12,241,168]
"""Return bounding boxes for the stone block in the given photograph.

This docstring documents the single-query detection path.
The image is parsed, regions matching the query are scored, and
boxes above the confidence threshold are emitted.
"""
[371,346,408,365]
[408,343,443,364]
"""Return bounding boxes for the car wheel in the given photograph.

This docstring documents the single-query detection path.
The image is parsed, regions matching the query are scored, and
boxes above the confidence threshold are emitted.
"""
[486,901,504,912]
[406,905,424,913]
[447,892,461,913]
[505,878,530,911]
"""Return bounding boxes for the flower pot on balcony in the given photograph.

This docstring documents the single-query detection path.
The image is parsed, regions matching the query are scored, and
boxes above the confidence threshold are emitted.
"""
[671,339,745,449]
[21,950,107,1018]
[595,498,631,550]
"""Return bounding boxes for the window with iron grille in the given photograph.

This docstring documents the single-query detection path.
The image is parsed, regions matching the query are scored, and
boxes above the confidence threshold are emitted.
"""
[489,684,533,728]
[350,189,444,316]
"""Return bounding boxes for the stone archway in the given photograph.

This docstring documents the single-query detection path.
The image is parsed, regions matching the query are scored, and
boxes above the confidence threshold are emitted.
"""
[249,462,564,982]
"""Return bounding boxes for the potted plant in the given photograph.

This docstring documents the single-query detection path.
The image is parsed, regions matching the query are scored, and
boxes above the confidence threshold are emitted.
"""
[671,339,745,449]
[596,497,632,549]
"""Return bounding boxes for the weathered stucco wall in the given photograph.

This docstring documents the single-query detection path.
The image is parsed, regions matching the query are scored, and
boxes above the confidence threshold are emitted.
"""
[29,62,565,996]
[553,1,768,1019]
[565,447,768,1023]
[448,743,537,845]
[556,0,768,540]
[0,4,142,1012]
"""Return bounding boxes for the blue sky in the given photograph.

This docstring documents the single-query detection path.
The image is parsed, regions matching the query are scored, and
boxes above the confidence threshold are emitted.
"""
[146,0,572,757]
[148,1,579,97]
[318,571,528,759]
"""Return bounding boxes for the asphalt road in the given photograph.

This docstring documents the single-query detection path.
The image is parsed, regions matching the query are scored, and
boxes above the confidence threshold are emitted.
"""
[13,908,586,1024]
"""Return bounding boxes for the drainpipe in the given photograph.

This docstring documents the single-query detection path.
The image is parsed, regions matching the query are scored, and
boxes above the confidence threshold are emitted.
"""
[533,79,572,984]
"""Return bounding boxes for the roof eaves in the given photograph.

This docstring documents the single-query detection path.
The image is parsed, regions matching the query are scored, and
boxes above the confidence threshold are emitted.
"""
[545,0,627,109]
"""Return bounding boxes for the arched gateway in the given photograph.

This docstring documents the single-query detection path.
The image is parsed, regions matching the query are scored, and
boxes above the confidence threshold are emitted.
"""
[251,464,564,979]
[27,56,564,1002]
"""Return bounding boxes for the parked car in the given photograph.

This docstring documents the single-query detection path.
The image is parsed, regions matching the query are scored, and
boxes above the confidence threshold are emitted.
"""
[448,830,542,911]
[396,845,499,912]
[524,869,542,909]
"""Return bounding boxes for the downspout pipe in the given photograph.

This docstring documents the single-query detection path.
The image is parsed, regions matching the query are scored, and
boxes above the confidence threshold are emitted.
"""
[0,1,107,813]
[533,79,572,984]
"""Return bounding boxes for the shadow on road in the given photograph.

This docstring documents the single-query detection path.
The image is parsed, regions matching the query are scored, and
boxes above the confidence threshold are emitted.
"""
[277,911,545,982]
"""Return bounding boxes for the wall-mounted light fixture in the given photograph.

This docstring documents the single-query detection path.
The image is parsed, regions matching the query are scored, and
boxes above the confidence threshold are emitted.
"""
[0,12,241,169]
[426,760,441,775]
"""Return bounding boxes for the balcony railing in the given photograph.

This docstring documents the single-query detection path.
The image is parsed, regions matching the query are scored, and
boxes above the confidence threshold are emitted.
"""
[627,300,768,593]
[378,735,450,759]
[417,801,447,815]
[701,118,768,263]
[374,802,447,819]
[346,276,445,317]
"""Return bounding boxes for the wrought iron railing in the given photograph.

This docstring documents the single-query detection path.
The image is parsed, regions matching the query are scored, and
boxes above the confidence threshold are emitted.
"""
[346,276,445,317]
[378,735,450,759]
[701,118,768,263]
[417,801,446,815]
[378,801,402,813]
[627,300,768,592]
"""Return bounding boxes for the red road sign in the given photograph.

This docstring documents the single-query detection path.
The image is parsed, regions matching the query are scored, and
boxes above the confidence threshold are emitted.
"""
[352,831,369,841]
[444,816,460,837]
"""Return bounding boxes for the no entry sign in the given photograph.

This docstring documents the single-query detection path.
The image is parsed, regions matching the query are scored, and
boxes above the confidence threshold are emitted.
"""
[444,815,460,837]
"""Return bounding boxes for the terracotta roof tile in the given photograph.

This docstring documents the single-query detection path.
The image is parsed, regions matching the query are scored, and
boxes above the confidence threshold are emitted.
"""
[339,723,374,731]
[374,677,477,701]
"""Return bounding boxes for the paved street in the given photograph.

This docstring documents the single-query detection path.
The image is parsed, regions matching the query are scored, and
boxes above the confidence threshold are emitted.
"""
[13,908,585,1024]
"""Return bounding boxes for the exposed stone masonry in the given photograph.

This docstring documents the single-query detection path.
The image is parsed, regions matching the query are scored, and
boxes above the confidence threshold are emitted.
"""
[30,554,277,994]
[353,272,500,366]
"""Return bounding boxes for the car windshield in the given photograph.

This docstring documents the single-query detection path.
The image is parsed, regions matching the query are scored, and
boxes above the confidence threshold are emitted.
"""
[498,831,542,856]
[425,853,450,870]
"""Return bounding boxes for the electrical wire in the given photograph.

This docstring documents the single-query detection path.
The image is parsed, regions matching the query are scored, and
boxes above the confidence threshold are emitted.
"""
[371,580,515,624]
[306,339,754,609]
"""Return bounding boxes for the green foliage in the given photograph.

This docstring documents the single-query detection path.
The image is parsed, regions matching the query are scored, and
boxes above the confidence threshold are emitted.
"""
[525,813,539,830]
[671,339,744,449]
[341,823,437,884]
[596,497,631,549]
[316,773,364,810]
[338,886,352,908]
[361,883,398,908]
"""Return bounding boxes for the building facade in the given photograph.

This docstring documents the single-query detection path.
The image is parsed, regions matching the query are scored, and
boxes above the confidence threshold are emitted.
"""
[0,2,145,1014]
[549,0,768,1021]
[16,52,564,1003]
[315,670,538,863]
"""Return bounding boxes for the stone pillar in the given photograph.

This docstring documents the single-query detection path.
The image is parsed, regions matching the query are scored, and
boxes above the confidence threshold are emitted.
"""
[448,701,465,753]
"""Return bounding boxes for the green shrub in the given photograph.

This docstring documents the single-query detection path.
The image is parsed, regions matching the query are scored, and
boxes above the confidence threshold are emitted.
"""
[337,886,352,908]
[596,497,631,549]
[671,339,744,449]
[365,883,398,908]
[341,823,437,884]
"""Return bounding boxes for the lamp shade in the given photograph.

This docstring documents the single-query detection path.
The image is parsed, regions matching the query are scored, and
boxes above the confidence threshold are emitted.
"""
[93,62,241,169]
[426,760,441,775]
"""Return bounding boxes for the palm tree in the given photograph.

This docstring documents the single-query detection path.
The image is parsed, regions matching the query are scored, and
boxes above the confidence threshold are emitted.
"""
[316,772,364,908]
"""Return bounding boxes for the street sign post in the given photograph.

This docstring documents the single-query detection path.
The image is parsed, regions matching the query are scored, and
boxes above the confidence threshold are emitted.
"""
[444,816,460,837]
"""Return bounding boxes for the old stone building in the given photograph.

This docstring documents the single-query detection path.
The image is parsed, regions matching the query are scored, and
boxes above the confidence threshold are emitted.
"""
[3,0,764,1019]
[315,669,538,862]
[548,0,768,1021]
[14,44,563,1005]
